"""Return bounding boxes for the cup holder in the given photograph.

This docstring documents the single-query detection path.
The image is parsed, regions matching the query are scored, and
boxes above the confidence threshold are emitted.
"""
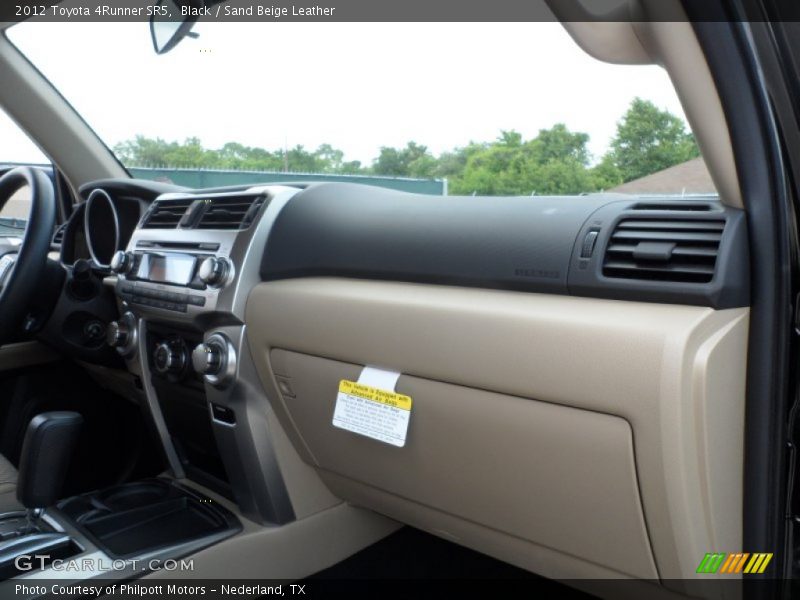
[98,481,171,511]
[75,507,111,525]
[56,478,241,558]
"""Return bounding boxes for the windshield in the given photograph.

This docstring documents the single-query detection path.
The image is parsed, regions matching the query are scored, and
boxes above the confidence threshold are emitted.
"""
[6,22,713,196]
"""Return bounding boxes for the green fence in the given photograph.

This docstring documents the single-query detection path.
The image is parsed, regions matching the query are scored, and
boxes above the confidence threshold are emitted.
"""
[128,167,447,195]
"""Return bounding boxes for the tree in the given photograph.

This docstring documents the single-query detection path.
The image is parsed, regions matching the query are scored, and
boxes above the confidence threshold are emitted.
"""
[433,143,483,180]
[217,142,282,171]
[530,124,590,166]
[114,135,169,166]
[313,144,345,173]
[608,98,699,182]
[449,125,598,196]
[114,105,697,196]
[589,154,623,191]
[371,142,435,177]
[113,136,357,174]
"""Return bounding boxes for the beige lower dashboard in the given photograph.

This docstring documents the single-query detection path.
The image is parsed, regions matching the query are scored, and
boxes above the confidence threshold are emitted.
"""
[246,278,748,590]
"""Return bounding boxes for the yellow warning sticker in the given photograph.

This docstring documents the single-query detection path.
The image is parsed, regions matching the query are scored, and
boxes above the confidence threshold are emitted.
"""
[338,380,412,410]
[333,379,413,447]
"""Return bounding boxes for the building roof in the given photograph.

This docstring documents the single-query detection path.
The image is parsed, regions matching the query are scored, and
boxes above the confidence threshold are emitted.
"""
[607,156,716,195]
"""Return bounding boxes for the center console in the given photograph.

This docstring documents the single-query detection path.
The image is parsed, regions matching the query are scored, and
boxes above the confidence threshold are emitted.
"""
[0,411,241,590]
[57,479,240,559]
[0,182,351,591]
[105,186,301,526]
[0,185,306,588]
[2,480,240,589]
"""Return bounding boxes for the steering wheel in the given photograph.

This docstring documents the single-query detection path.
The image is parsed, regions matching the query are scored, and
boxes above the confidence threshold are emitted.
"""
[0,167,56,344]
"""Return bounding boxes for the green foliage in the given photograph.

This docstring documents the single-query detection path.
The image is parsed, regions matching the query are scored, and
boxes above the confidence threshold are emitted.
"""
[589,154,624,191]
[371,142,436,178]
[115,136,220,169]
[608,97,700,182]
[448,125,597,195]
[113,98,699,195]
[114,136,340,174]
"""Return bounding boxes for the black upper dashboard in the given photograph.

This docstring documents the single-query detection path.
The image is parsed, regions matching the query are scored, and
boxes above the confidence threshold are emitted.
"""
[258,183,748,309]
[72,178,748,311]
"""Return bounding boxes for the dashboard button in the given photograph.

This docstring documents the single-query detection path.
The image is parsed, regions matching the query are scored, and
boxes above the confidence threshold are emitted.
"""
[188,295,206,306]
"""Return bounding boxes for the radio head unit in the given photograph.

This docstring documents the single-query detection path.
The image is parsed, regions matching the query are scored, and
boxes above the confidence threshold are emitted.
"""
[111,186,300,324]
[113,242,234,315]
[137,252,197,286]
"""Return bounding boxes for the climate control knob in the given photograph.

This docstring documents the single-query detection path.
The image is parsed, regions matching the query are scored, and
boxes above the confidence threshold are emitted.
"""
[191,333,235,387]
[110,251,133,274]
[153,341,186,375]
[106,312,138,357]
[191,342,222,376]
[197,256,231,287]
[106,320,129,348]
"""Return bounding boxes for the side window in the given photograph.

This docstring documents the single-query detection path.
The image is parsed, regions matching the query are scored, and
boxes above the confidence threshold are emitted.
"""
[0,186,30,222]
[0,108,48,226]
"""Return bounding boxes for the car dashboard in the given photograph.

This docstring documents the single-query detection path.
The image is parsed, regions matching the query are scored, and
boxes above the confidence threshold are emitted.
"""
[41,177,751,588]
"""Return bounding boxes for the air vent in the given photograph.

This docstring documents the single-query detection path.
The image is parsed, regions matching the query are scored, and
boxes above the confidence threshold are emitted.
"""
[195,195,266,230]
[141,198,194,229]
[631,202,713,212]
[603,218,725,283]
[52,223,67,246]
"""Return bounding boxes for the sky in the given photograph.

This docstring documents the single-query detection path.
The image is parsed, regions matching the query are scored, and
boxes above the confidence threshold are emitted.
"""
[0,22,689,167]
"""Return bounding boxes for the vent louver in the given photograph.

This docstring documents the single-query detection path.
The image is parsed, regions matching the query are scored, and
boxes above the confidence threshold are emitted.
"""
[141,198,194,229]
[603,218,725,283]
[195,195,265,230]
[52,223,67,246]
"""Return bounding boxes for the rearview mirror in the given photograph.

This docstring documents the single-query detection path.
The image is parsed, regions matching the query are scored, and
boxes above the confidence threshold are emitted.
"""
[150,0,198,55]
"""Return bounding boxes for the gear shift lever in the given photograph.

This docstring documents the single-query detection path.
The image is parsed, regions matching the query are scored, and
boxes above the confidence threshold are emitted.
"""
[17,412,83,525]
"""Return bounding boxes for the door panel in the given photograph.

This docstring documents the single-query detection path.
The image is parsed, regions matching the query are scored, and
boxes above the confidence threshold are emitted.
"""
[246,277,748,584]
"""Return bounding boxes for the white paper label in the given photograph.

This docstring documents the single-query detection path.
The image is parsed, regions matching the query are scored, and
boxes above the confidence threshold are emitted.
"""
[332,367,411,447]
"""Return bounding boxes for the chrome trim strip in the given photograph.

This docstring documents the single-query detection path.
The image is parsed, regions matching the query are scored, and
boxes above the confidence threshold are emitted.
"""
[84,188,120,269]
[203,324,295,525]
[137,317,185,479]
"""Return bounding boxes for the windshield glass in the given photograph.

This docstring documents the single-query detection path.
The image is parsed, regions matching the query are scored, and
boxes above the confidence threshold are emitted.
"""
[6,22,713,196]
